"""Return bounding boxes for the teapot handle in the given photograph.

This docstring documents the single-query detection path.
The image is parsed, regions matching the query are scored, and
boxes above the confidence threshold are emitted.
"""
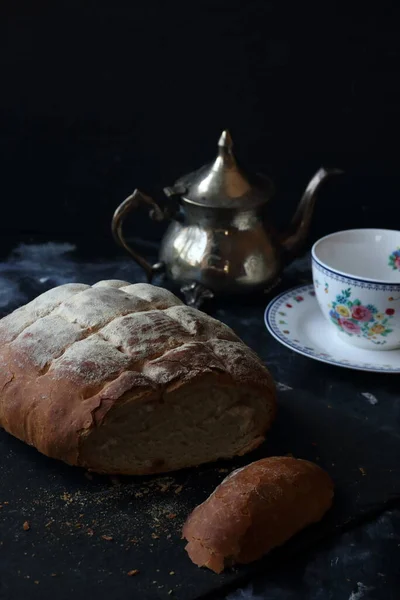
[111,189,165,282]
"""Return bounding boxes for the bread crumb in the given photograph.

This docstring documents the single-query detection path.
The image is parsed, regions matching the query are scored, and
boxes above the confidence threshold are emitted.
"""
[45,520,54,528]
[174,485,183,495]
[129,538,138,544]
[359,467,366,476]
[87,528,94,537]
[151,533,160,539]
[169,571,175,575]
[61,492,73,503]
[168,591,173,596]
[127,569,140,577]
[23,521,30,531]
[158,483,171,493]
[101,535,113,541]
[34,581,39,584]
[218,468,228,473]
[166,513,176,520]
[51,573,57,577]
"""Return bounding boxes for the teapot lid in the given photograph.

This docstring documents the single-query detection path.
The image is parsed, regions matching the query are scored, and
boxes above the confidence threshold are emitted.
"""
[166,130,274,209]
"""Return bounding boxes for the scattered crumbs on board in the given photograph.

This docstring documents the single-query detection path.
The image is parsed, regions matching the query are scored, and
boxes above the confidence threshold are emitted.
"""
[3,473,191,550]
[359,467,366,476]
[127,569,140,577]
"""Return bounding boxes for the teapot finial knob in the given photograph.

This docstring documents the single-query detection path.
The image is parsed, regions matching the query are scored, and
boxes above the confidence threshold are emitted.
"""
[218,129,233,152]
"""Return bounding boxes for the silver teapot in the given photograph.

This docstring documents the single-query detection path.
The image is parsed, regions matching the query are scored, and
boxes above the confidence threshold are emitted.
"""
[112,130,342,306]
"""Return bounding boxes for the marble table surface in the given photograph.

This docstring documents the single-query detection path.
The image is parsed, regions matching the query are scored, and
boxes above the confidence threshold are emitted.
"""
[0,237,399,600]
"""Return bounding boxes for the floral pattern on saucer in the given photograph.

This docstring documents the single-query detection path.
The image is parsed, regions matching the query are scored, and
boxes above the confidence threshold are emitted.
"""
[329,287,395,345]
[388,248,400,271]
[264,284,400,373]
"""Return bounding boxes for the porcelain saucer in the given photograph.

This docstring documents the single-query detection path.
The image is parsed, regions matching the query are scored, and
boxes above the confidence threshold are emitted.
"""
[265,284,400,373]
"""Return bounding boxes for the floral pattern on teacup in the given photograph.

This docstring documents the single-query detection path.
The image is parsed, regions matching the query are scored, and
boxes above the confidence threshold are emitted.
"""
[329,287,395,345]
[388,248,400,270]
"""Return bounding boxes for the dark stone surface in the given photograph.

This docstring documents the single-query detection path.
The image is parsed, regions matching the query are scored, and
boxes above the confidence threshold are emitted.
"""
[0,237,399,600]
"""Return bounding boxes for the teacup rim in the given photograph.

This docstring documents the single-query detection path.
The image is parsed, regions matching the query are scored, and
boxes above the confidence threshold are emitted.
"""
[311,228,400,285]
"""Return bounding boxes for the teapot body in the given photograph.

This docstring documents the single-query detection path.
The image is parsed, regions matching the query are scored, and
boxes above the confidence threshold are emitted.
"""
[111,130,342,306]
[159,202,282,295]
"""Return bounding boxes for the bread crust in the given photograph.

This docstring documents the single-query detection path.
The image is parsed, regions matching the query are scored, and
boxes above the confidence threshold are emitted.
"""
[0,281,275,474]
[182,456,334,573]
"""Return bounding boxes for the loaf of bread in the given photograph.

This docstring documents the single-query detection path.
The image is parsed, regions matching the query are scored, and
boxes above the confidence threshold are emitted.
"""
[182,456,334,573]
[0,280,275,474]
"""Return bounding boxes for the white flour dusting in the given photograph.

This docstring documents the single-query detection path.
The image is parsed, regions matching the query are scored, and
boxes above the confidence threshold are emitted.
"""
[361,392,378,405]
[226,587,265,600]
[348,582,373,600]
[276,382,293,391]
[0,242,141,314]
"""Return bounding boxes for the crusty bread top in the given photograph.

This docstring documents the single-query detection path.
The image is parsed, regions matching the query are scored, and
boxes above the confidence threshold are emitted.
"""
[0,280,271,389]
[0,281,274,464]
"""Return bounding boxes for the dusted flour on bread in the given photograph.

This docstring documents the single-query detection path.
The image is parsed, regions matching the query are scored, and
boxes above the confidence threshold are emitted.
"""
[0,281,275,475]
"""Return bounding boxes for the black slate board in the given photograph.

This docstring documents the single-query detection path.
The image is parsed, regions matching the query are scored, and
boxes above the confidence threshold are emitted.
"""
[1,389,399,600]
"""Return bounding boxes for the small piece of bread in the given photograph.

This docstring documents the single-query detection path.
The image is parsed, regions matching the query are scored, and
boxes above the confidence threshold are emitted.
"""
[182,456,334,573]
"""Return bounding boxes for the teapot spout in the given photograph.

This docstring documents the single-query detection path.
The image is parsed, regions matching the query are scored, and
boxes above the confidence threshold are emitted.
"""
[281,167,343,261]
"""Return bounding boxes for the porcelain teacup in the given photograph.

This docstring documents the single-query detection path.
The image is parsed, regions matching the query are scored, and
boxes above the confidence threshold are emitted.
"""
[311,229,400,350]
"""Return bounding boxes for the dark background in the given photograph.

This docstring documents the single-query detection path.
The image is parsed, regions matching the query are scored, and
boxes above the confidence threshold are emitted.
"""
[1,1,400,246]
